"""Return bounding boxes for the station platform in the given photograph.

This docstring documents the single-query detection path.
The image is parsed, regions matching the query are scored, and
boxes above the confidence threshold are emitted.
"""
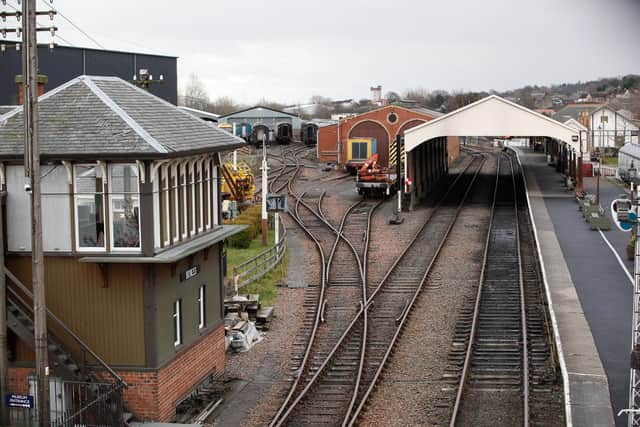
[515,147,628,427]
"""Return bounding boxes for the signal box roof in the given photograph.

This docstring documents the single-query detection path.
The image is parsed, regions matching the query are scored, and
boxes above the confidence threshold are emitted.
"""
[0,75,244,160]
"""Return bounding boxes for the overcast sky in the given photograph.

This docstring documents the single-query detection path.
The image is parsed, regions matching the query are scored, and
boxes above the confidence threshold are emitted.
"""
[26,0,640,105]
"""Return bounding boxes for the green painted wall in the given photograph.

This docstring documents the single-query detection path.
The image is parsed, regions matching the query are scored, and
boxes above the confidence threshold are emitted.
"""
[152,244,222,367]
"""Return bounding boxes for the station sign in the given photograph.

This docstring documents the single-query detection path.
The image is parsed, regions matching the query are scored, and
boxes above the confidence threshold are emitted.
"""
[266,194,288,213]
[180,265,200,282]
[611,198,637,232]
[572,135,579,142]
[5,394,34,408]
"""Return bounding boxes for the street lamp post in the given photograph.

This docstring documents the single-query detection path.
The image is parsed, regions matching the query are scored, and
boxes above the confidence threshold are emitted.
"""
[596,125,603,206]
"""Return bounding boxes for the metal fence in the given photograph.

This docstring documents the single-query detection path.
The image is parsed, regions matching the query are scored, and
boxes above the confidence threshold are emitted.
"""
[232,216,287,291]
[9,379,124,427]
[590,162,618,177]
[4,267,128,426]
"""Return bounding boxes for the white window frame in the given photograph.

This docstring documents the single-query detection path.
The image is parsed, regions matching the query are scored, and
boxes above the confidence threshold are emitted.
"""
[181,161,188,239]
[153,166,161,249]
[213,165,219,226]
[205,160,212,230]
[73,164,106,253]
[173,299,182,347]
[161,164,171,247]
[198,160,204,233]
[172,163,180,242]
[190,160,197,236]
[198,285,206,329]
[108,164,141,252]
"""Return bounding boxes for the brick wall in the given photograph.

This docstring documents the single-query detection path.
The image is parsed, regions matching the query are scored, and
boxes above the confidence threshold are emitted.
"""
[118,321,225,422]
[8,321,224,422]
[317,124,338,163]
[447,136,461,165]
[8,367,32,395]
[318,106,437,166]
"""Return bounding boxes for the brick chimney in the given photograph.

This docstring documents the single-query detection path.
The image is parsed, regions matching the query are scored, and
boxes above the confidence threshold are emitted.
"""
[15,74,48,105]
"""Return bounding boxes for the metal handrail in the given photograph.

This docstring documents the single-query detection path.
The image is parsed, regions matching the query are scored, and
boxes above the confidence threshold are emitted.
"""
[232,214,287,290]
[4,267,127,386]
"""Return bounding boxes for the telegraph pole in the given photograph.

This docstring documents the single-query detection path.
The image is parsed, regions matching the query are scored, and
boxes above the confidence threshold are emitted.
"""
[0,1,55,424]
[23,1,53,424]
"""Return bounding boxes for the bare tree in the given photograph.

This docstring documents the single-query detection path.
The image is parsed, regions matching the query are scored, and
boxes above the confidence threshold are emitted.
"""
[180,73,210,111]
[404,88,430,106]
[210,96,240,115]
[310,95,333,105]
[385,91,401,103]
[257,98,287,111]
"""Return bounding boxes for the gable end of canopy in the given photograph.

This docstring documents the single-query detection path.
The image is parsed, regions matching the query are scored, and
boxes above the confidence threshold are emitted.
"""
[404,95,581,152]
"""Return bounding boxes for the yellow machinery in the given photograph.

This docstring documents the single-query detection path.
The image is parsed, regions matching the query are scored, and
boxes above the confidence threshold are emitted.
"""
[221,161,256,204]
[218,123,233,133]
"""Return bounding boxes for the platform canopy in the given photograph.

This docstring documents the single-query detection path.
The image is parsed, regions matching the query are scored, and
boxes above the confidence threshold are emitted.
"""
[404,95,581,153]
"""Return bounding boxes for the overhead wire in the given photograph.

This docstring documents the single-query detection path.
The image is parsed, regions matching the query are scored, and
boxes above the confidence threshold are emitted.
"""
[38,0,105,49]
[2,0,72,46]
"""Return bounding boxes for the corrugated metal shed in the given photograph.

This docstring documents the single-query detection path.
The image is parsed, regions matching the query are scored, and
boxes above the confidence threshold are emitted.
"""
[0,42,178,105]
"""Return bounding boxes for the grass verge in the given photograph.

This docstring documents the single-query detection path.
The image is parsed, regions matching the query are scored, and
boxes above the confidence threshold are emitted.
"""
[225,229,287,306]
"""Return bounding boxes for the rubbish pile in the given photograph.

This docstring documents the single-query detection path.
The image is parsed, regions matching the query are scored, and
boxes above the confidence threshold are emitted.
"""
[223,294,274,352]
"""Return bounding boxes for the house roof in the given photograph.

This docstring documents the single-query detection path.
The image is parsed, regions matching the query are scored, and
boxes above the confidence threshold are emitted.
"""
[553,103,603,122]
[177,106,220,121]
[563,118,588,132]
[218,105,300,119]
[591,105,637,122]
[0,76,244,160]
[409,106,444,118]
[618,109,635,121]
[0,106,16,115]
[619,143,640,160]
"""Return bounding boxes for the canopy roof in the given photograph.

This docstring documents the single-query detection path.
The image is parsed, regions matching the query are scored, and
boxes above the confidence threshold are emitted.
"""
[405,95,581,152]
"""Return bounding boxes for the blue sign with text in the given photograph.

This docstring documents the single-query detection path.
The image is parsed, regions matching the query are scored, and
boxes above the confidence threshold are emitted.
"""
[5,394,34,408]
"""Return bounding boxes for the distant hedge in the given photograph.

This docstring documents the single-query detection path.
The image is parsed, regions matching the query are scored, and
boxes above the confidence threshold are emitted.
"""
[225,205,262,248]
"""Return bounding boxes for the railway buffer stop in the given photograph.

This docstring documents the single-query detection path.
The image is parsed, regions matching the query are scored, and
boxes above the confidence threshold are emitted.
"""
[403,95,616,425]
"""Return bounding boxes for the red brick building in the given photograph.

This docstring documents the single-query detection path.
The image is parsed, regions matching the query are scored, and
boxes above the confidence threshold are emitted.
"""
[318,105,460,167]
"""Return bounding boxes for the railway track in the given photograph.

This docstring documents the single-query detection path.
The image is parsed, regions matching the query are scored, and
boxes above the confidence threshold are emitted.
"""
[273,147,383,427]
[271,153,487,426]
[445,151,561,426]
[264,144,312,195]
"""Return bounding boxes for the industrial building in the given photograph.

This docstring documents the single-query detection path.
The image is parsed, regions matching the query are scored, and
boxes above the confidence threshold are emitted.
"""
[218,106,302,143]
[0,75,243,422]
[0,42,177,105]
[317,104,460,168]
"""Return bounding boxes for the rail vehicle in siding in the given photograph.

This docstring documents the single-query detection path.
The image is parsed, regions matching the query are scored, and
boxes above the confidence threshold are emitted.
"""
[234,123,253,142]
[249,124,270,145]
[275,122,293,144]
[346,137,377,174]
[302,122,319,145]
[355,153,397,197]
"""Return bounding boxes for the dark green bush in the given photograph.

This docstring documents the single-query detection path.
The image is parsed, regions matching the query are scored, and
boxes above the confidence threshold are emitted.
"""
[226,227,252,248]
[224,204,263,248]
